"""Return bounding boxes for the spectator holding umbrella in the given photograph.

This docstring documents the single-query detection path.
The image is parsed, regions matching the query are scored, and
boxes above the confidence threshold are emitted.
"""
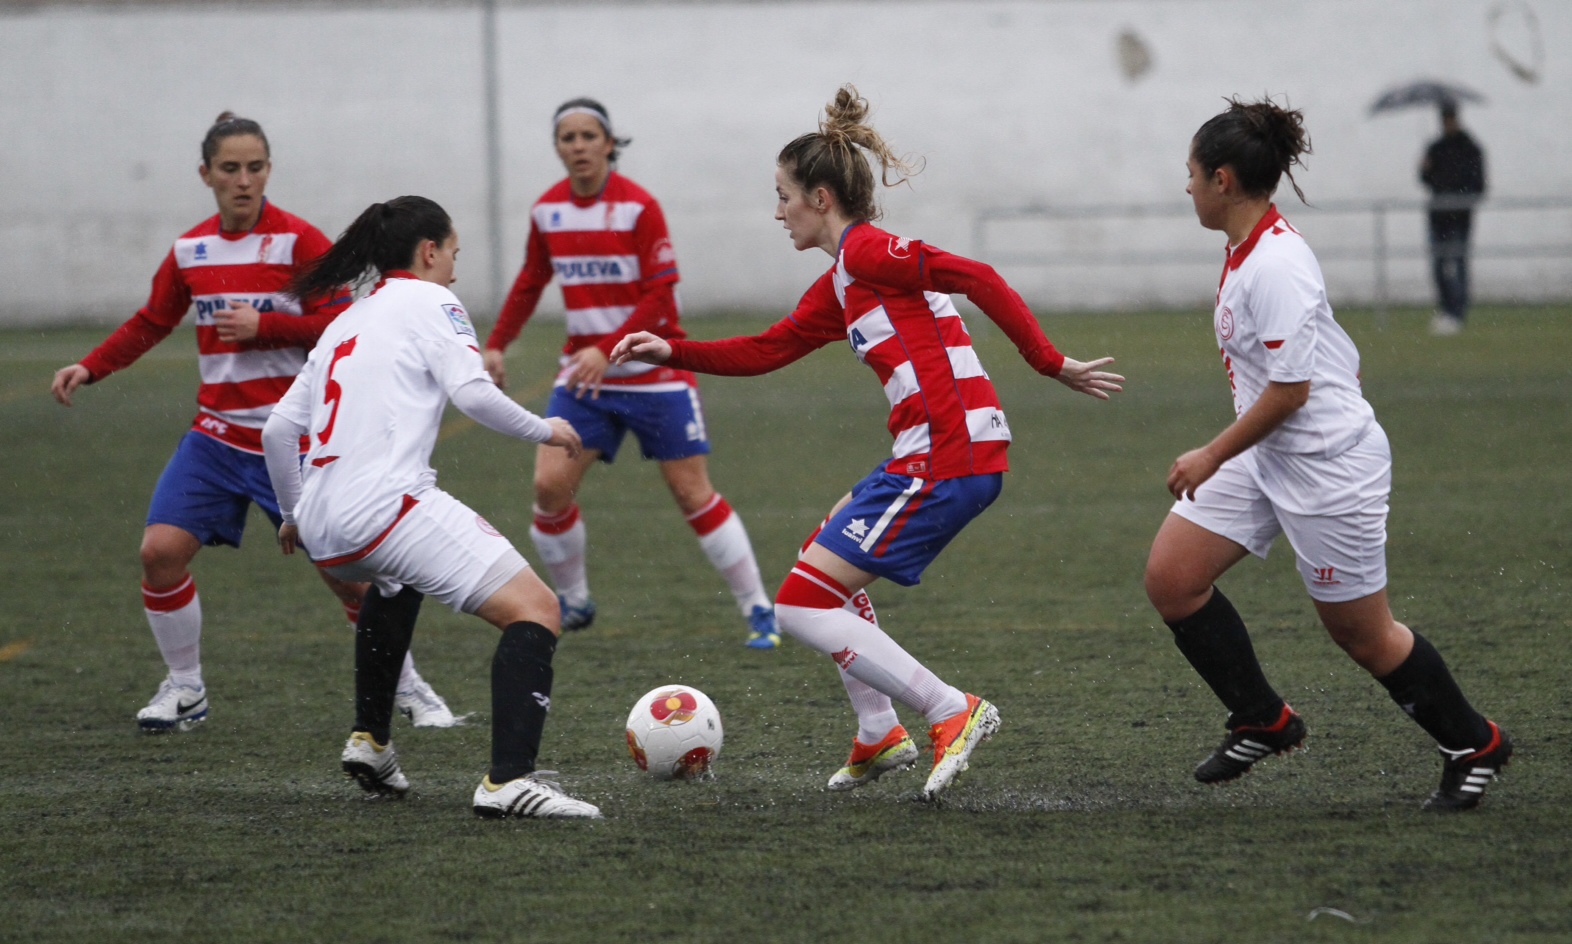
[1420,102,1486,335]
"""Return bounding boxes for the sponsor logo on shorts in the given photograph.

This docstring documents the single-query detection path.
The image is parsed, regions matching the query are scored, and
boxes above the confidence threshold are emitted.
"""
[904,459,928,476]
[474,515,502,537]
[842,518,870,541]
[198,415,230,435]
[832,647,857,670]
[1311,566,1340,586]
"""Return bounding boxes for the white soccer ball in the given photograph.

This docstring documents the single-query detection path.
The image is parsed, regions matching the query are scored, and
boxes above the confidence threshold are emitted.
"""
[625,685,724,780]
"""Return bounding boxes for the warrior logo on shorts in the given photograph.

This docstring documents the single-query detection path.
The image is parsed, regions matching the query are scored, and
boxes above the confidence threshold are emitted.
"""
[474,515,502,537]
[1311,566,1340,586]
[1218,306,1235,341]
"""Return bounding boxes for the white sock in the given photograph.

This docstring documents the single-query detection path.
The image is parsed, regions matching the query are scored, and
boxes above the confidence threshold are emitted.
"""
[838,591,899,741]
[397,650,420,692]
[143,576,203,689]
[531,504,589,605]
[688,495,770,614]
[776,603,967,724]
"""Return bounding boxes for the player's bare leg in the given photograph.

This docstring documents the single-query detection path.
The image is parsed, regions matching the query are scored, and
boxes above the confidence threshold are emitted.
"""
[1146,514,1302,782]
[529,443,602,629]
[471,567,600,818]
[1317,588,1509,810]
[660,454,775,647]
[136,525,208,731]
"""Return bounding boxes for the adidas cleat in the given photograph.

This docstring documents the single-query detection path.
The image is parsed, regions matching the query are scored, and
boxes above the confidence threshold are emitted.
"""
[340,731,410,797]
[1194,704,1306,784]
[395,677,464,728]
[1423,721,1513,812]
[559,596,597,632]
[136,677,209,733]
[827,725,919,791]
[473,772,602,819]
[744,605,781,650]
[922,694,1000,801]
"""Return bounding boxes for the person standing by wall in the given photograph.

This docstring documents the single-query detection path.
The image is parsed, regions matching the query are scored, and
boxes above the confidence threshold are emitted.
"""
[1420,102,1486,336]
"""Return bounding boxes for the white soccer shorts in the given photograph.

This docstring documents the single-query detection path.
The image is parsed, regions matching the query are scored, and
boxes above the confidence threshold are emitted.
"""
[1170,428,1391,603]
[322,488,528,614]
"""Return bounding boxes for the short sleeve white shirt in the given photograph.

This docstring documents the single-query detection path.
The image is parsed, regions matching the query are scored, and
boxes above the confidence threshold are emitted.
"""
[274,275,490,560]
[1215,207,1375,459]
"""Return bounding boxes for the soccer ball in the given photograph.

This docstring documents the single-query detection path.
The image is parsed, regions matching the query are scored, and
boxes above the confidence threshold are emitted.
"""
[625,685,724,780]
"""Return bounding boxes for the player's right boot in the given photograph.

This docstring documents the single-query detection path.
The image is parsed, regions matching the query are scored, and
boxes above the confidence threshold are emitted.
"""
[1422,721,1513,812]
[827,725,919,791]
[135,677,208,733]
[340,731,410,797]
[395,677,462,728]
[559,595,597,632]
[473,771,602,819]
[744,605,781,650]
[1194,704,1307,784]
[923,694,1000,801]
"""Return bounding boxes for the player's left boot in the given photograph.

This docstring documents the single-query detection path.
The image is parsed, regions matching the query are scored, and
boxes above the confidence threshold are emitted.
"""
[1194,703,1306,784]
[340,731,410,797]
[744,605,781,650]
[559,595,597,632]
[395,677,464,728]
[135,677,209,733]
[922,694,1000,801]
[1423,721,1513,812]
[827,725,919,791]
[473,771,602,819]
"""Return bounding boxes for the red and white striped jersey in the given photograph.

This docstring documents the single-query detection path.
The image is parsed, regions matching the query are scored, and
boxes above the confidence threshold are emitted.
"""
[665,222,1064,481]
[78,200,348,453]
[487,172,694,392]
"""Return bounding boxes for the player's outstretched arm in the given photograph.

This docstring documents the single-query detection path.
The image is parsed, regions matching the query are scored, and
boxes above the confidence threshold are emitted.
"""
[50,364,92,406]
[543,417,583,460]
[610,331,672,365]
[482,349,507,389]
[1053,357,1124,400]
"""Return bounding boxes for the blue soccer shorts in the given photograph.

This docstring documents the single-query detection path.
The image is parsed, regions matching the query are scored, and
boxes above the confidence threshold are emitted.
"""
[146,430,283,548]
[813,461,1003,587]
[547,384,711,463]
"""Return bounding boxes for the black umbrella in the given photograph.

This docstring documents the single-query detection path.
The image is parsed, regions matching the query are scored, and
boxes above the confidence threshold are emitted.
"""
[1369,80,1486,114]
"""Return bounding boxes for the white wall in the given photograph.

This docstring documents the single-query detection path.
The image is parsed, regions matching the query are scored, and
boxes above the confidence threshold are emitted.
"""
[2,0,1568,324]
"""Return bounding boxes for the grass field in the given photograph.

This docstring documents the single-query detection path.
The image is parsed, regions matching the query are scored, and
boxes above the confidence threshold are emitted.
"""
[2,307,1569,943]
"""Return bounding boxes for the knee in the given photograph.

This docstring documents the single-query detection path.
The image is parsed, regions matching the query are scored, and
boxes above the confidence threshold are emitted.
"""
[1144,562,1207,623]
[532,475,576,514]
[139,536,188,583]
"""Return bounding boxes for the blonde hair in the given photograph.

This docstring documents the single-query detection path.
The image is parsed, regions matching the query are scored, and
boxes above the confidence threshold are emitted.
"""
[777,85,921,221]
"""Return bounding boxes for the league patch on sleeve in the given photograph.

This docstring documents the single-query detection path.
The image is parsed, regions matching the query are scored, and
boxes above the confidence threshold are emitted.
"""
[442,303,476,338]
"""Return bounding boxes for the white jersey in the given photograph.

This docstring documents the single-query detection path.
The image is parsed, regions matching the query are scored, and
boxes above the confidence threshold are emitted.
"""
[1215,206,1375,459]
[271,275,502,563]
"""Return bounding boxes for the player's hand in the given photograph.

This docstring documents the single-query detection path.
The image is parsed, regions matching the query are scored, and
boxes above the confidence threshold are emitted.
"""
[51,364,91,406]
[214,300,261,343]
[564,347,610,400]
[1167,446,1222,501]
[278,522,299,556]
[483,348,507,389]
[610,331,672,366]
[1053,357,1124,400]
[545,417,583,459]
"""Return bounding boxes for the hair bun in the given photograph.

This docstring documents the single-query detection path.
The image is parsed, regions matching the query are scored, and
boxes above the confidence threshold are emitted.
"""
[214,111,238,124]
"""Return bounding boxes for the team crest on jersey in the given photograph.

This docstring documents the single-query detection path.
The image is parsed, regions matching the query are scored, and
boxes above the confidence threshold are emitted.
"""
[474,515,502,537]
[1217,306,1235,341]
[256,234,274,262]
[887,236,912,259]
[443,304,476,338]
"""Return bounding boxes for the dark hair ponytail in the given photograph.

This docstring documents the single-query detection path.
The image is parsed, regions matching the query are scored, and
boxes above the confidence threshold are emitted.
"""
[288,196,453,302]
[777,84,921,223]
[202,111,270,166]
[1192,96,1311,203]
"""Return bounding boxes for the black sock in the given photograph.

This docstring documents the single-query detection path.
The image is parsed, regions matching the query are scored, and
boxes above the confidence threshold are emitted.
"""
[1375,631,1491,751]
[353,585,424,745]
[489,621,557,784]
[1165,587,1285,727]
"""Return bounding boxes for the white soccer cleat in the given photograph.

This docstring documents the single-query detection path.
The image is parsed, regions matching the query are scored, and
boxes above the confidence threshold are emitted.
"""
[136,677,209,733]
[395,678,465,728]
[340,731,410,797]
[472,771,603,819]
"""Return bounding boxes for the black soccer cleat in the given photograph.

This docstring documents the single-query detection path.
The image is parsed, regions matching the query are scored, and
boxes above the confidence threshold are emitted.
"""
[1423,721,1513,812]
[1194,704,1307,784]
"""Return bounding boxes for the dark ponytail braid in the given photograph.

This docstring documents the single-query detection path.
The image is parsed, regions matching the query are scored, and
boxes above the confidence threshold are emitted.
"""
[288,196,452,302]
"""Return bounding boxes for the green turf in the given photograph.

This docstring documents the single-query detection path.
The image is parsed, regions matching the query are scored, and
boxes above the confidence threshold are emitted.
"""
[2,308,1568,943]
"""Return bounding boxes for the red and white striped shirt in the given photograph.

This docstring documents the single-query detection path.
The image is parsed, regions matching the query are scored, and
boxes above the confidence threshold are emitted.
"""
[664,222,1064,481]
[486,171,694,392]
[79,200,348,453]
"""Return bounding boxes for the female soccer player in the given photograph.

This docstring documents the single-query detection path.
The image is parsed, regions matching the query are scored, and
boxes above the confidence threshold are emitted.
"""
[264,196,600,819]
[1143,97,1510,810]
[613,86,1123,800]
[483,98,778,648]
[49,113,454,732]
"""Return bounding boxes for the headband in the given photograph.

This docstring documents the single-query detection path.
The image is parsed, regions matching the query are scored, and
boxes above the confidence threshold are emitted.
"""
[553,105,613,137]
